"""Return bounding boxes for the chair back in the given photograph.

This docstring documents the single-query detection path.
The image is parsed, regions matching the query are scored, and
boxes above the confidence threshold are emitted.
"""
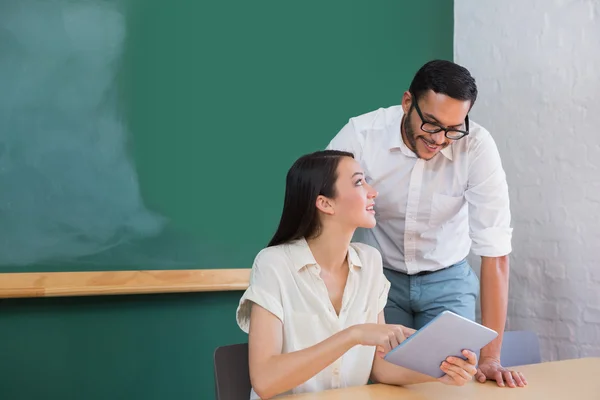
[500,330,542,367]
[214,343,251,400]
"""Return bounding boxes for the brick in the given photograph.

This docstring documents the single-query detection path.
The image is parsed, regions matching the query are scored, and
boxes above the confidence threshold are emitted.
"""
[546,280,590,302]
[580,345,600,358]
[537,300,559,320]
[585,183,600,203]
[505,316,529,330]
[517,185,544,204]
[557,300,582,322]
[563,262,588,282]
[561,184,587,205]
[510,317,555,340]
[513,204,551,225]
[583,307,600,324]
[586,286,600,306]
[591,267,600,284]
[511,301,536,318]
[511,259,548,285]
[558,343,580,360]
[554,321,576,340]
[506,316,541,333]
[544,261,566,281]
[560,203,600,233]
[576,325,599,345]
[539,338,558,362]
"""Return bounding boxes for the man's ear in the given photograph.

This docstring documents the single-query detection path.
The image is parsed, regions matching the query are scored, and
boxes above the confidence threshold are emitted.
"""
[401,91,412,114]
[315,195,335,216]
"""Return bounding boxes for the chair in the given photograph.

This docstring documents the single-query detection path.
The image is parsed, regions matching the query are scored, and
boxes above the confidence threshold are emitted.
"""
[499,331,541,367]
[214,343,251,400]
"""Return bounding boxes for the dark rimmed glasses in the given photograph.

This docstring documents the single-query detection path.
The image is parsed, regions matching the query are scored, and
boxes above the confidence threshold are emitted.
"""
[411,91,470,140]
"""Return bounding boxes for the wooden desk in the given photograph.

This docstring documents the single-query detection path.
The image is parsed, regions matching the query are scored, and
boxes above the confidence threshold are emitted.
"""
[280,357,600,399]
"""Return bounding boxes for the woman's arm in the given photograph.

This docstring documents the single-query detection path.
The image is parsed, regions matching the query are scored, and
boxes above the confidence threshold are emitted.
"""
[248,303,356,399]
[248,303,407,399]
[369,312,478,386]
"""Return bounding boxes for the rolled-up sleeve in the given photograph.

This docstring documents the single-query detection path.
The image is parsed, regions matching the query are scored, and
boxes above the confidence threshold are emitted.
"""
[236,252,284,334]
[465,133,513,257]
[378,273,391,314]
[369,246,390,314]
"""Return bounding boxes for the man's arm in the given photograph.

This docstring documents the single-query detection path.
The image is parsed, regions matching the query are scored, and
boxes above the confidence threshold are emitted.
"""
[479,255,509,360]
[464,130,526,387]
[476,254,526,387]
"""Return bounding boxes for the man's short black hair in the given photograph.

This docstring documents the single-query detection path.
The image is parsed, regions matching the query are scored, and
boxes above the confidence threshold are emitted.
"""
[409,60,478,108]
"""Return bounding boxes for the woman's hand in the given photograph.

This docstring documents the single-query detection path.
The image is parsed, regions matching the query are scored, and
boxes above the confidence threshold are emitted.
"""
[350,323,414,357]
[437,350,478,386]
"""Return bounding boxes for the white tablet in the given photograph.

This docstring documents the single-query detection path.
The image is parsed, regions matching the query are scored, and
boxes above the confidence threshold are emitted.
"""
[383,310,498,378]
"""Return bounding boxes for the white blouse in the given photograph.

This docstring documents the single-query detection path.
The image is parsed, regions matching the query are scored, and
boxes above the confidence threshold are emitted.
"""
[236,237,391,399]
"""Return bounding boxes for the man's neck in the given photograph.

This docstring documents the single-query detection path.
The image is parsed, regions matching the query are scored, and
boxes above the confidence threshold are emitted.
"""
[400,115,416,153]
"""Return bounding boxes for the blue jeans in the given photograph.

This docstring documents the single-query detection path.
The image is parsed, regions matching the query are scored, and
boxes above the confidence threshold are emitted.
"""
[383,259,480,329]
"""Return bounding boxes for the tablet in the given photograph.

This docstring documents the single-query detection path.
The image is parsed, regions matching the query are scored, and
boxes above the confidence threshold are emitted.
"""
[383,311,498,378]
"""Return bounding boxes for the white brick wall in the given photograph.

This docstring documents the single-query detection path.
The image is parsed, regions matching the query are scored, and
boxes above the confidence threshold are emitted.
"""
[455,0,600,361]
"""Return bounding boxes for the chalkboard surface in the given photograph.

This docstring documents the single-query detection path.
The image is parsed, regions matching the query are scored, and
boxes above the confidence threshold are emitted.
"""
[0,0,452,273]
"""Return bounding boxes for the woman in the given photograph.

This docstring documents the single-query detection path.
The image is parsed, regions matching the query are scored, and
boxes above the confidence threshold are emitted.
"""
[236,150,477,399]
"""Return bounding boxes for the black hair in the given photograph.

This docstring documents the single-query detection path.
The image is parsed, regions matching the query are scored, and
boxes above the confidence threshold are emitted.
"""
[409,60,478,107]
[268,150,354,247]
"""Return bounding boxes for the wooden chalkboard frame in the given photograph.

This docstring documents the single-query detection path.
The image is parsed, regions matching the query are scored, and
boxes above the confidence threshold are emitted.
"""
[0,269,250,299]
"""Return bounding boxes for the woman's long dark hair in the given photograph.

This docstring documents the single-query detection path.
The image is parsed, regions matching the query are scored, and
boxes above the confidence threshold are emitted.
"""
[267,150,354,247]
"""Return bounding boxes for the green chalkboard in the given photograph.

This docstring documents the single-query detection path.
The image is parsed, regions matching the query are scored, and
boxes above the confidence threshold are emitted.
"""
[0,0,453,399]
[0,0,453,273]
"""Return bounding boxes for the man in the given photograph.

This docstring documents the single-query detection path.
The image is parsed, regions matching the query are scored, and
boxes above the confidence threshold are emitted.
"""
[327,60,526,388]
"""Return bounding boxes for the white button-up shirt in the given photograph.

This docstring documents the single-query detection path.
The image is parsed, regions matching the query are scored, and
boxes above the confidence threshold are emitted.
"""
[236,238,390,399]
[327,105,512,274]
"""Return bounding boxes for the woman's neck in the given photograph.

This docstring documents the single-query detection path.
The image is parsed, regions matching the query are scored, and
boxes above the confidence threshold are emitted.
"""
[306,226,354,272]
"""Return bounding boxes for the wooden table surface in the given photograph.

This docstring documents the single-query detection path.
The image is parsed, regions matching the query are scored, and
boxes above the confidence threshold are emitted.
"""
[280,357,600,399]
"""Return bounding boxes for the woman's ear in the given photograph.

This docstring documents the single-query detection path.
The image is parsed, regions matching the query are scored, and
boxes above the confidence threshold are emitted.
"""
[315,195,335,216]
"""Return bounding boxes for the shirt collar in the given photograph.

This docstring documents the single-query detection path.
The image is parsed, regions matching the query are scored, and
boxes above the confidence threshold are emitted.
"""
[440,146,453,161]
[289,237,362,271]
[389,112,454,161]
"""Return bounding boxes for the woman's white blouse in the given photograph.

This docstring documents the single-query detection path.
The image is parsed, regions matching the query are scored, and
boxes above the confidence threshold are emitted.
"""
[236,238,391,398]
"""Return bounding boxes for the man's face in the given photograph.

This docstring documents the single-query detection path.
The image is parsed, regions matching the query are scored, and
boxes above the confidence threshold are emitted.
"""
[402,90,471,160]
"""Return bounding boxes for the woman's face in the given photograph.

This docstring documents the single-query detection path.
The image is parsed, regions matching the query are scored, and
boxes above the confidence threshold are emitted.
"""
[328,157,378,229]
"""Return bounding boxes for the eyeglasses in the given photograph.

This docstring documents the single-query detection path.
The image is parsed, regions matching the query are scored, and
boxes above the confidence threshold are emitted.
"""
[410,92,470,140]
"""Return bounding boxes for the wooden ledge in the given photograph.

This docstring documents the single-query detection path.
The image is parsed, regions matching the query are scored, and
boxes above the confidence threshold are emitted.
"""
[0,269,251,299]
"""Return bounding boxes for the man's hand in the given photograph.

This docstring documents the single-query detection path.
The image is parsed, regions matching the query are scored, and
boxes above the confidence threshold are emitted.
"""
[475,356,527,387]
